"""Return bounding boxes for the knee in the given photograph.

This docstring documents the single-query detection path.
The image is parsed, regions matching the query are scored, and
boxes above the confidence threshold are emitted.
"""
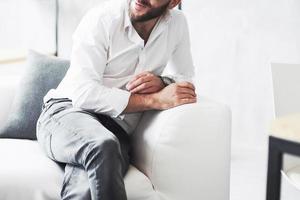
[86,136,121,161]
[99,136,120,156]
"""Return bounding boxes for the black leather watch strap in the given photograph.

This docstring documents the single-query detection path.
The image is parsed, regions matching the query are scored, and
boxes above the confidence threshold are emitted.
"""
[158,76,175,86]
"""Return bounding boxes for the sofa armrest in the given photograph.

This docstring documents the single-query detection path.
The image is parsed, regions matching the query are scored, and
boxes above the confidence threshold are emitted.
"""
[130,97,231,200]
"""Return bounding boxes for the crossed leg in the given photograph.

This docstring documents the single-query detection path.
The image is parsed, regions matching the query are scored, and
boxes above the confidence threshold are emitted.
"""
[37,104,130,200]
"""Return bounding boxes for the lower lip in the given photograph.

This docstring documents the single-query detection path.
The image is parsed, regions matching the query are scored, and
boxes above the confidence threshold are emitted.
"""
[134,1,147,11]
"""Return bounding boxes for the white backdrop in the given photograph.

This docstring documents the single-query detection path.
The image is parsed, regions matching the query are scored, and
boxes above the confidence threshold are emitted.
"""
[0,0,55,55]
[184,0,300,149]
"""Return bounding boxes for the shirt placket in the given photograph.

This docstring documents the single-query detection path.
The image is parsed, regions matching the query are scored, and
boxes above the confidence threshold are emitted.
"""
[127,26,146,74]
[135,43,146,74]
[126,14,168,75]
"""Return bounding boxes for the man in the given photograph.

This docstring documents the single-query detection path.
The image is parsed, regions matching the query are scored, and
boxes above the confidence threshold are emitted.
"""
[36,0,197,199]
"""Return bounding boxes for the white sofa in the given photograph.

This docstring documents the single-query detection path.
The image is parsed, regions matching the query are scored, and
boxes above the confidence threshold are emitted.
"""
[0,78,231,200]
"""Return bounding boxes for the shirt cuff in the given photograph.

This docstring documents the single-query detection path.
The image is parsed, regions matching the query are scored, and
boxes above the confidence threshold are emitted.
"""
[105,87,131,120]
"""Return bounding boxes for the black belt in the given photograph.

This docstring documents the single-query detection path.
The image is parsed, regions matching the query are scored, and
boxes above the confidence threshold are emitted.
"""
[95,113,130,144]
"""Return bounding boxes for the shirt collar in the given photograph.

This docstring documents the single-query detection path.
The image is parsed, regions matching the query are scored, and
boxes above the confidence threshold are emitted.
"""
[123,0,131,30]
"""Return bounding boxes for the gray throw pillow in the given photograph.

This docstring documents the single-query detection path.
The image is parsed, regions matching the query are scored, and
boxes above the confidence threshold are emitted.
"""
[0,51,70,140]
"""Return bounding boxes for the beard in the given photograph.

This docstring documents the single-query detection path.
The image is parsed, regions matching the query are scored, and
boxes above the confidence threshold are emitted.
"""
[129,0,171,23]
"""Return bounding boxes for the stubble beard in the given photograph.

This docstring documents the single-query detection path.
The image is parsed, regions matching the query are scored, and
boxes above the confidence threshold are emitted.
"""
[129,0,171,23]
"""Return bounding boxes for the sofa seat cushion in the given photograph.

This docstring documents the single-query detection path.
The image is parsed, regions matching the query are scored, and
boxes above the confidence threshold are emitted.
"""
[270,113,300,143]
[0,139,157,200]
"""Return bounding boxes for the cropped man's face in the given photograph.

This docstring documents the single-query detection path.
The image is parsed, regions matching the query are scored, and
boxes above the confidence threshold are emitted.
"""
[129,0,171,23]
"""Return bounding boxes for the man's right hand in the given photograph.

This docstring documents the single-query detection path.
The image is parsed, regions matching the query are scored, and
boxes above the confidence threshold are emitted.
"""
[151,82,197,110]
[122,81,197,114]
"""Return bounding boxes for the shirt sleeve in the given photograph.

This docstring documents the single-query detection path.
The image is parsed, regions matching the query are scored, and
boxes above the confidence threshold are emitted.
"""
[162,13,196,84]
[67,9,131,119]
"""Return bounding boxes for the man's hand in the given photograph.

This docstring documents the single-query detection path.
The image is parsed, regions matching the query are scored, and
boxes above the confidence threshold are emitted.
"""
[126,71,165,94]
[151,81,197,110]
[122,81,197,113]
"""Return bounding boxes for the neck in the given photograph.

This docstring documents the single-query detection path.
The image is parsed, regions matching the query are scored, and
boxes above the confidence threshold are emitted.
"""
[132,17,160,45]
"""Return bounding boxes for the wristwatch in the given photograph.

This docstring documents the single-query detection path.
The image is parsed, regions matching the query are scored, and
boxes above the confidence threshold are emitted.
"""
[158,76,175,86]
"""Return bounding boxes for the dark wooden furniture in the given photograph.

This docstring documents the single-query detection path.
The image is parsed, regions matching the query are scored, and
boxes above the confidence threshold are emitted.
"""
[266,136,300,200]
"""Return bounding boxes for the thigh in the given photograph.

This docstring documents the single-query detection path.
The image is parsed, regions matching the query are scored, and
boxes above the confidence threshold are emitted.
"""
[37,102,130,169]
[41,110,116,164]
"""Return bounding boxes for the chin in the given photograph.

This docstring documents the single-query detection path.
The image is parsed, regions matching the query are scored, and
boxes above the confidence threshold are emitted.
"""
[129,10,143,22]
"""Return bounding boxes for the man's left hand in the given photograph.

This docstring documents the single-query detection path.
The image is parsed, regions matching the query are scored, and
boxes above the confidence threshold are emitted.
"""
[126,71,165,94]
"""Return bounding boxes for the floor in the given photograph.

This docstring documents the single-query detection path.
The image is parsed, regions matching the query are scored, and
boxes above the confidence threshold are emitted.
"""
[230,145,300,200]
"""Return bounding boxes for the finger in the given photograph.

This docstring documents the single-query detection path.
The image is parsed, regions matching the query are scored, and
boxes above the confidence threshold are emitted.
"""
[177,82,195,90]
[127,76,152,90]
[135,71,151,78]
[135,86,157,94]
[130,82,152,93]
[130,71,151,83]
[126,73,148,89]
[177,88,197,97]
[177,81,195,90]
[177,93,196,99]
[179,97,197,105]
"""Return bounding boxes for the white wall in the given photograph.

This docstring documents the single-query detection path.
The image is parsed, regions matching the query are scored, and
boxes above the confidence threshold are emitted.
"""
[184,0,300,149]
[0,0,56,56]
[58,0,108,58]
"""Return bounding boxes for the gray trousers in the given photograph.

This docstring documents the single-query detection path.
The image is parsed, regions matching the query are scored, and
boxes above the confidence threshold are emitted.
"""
[36,98,130,200]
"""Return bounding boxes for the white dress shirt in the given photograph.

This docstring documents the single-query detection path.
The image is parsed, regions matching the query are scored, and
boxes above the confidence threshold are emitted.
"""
[44,0,195,134]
